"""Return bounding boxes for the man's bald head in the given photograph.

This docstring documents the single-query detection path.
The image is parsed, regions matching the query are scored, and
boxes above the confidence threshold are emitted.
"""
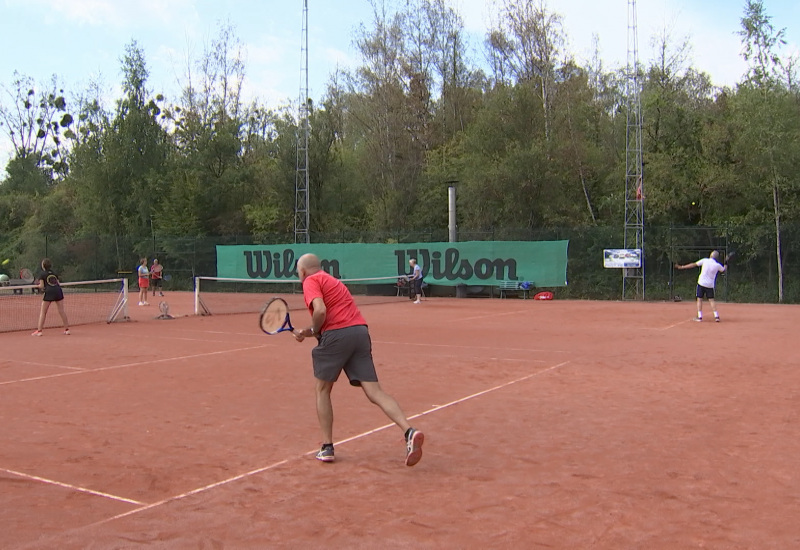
[297,253,322,281]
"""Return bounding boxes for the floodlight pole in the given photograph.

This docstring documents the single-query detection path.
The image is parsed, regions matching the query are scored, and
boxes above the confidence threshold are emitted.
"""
[447,180,466,298]
[623,0,645,300]
[294,0,310,244]
[447,183,458,243]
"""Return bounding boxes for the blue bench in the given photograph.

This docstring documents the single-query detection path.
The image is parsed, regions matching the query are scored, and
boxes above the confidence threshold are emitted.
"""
[497,281,533,299]
[497,281,528,298]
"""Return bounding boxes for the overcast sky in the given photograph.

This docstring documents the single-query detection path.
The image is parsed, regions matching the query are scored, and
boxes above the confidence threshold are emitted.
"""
[1,0,798,170]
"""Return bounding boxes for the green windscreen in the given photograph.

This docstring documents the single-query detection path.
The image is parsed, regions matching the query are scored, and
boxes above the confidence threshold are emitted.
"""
[216,241,568,287]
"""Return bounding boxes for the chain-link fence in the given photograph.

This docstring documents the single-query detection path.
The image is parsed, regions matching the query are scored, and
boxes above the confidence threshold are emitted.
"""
[2,225,798,303]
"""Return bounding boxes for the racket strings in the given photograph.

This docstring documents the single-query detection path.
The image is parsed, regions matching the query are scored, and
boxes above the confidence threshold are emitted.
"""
[260,301,289,333]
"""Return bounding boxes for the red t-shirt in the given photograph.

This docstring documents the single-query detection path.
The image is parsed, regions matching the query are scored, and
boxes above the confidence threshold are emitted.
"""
[302,270,367,332]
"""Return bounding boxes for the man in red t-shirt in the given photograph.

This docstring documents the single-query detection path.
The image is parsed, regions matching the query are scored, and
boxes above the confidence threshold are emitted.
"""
[293,253,424,466]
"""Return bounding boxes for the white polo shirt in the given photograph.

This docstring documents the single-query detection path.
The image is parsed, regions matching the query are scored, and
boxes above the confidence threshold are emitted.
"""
[696,258,725,288]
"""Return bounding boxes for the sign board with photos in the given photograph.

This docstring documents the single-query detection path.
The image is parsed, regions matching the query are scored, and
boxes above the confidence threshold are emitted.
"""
[603,249,642,269]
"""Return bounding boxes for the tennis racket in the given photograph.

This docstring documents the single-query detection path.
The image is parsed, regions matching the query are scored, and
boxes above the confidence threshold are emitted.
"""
[259,298,295,335]
[163,273,172,281]
[19,268,34,283]
[724,250,736,263]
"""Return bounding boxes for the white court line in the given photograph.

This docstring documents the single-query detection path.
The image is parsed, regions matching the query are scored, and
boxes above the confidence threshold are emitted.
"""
[150,335,267,343]
[0,344,271,387]
[92,459,291,525]
[89,359,572,527]
[332,360,572,447]
[1,467,145,506]
[411,355,546,363]
[8,360,87,372]
[374,340,571,354]
[455,309,530,322]
[643,319,692,331]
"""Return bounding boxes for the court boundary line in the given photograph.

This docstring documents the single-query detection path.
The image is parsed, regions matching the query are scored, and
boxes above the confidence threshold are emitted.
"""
[374,340,571,354]
[11,359,87,372]
[643,318,693,331]
[333,360,572,447]
[84,359,572,529]
[455,309,531,322]
[0,344,271,387]
[1,467,145,506]
[92,459,292,526]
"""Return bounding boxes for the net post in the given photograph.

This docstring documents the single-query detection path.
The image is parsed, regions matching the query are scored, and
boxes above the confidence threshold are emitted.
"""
[122,277,129,320]
[194,277,200,316]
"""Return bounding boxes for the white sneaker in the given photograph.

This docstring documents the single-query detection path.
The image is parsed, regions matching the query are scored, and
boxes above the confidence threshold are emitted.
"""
[143,301,150,305]
[413,300,421,304]
[138,301,144,306]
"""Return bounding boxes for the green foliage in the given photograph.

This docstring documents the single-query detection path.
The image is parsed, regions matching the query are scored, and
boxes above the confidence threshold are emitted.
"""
[1,1,799,302]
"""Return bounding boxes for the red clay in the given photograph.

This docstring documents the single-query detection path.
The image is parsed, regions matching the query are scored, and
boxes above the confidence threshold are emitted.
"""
[1,294,798,549]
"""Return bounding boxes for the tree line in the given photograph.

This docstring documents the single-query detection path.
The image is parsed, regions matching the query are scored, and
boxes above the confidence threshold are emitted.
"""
[0,0,798,300]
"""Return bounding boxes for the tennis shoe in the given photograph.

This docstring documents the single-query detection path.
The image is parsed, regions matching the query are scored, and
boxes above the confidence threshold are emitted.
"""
[31,330,42,337]
[405,428,424,467]
[63,329,70,335]
[143,301,150,306]
[692,317,702,322]
[715,317,720,323]
[138,301,144,306]
[316,444,335,462]
[413,300,421,304]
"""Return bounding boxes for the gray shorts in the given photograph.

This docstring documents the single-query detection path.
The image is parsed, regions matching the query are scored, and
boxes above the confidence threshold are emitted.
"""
[311,325,377,387]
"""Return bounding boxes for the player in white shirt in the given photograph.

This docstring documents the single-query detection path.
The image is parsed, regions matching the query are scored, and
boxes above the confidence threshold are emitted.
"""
[675,250,728,322]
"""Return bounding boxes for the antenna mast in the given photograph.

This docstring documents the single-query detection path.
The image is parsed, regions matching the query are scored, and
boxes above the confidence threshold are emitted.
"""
[294,0,310,244]
[623,0,644,300]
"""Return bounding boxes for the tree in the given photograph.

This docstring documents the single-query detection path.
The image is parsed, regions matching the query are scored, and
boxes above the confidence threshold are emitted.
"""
[348,0,422,230]
[68,40,170,268]
[487,0,566,140]
[734,0,797,302]
[639,29,715,226]
[0,73,74,178]
[166,22,251,236]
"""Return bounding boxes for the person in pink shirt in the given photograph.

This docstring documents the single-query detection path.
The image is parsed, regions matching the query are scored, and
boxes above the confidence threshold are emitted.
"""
[293,253,424,466]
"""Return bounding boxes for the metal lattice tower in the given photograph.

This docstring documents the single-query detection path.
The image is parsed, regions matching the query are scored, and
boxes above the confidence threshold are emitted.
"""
[294,0,310,244]
[623,0,644,300]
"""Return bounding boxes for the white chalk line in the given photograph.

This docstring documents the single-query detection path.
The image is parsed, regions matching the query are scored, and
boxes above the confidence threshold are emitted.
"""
[92,459,291,526]
[455,309,531,322]
[3,359,87,372]
[642,318,693,331]
[374,340,571,354]
[89,359,572,526]
[0,344,271,387]
[1,467,145,506]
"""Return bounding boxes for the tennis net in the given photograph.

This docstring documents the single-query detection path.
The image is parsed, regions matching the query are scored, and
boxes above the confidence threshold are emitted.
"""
[194,275,410,315]
[0,278,129,333]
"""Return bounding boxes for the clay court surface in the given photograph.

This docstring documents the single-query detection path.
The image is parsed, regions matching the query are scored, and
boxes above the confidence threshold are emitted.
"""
[1,293,799,549]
